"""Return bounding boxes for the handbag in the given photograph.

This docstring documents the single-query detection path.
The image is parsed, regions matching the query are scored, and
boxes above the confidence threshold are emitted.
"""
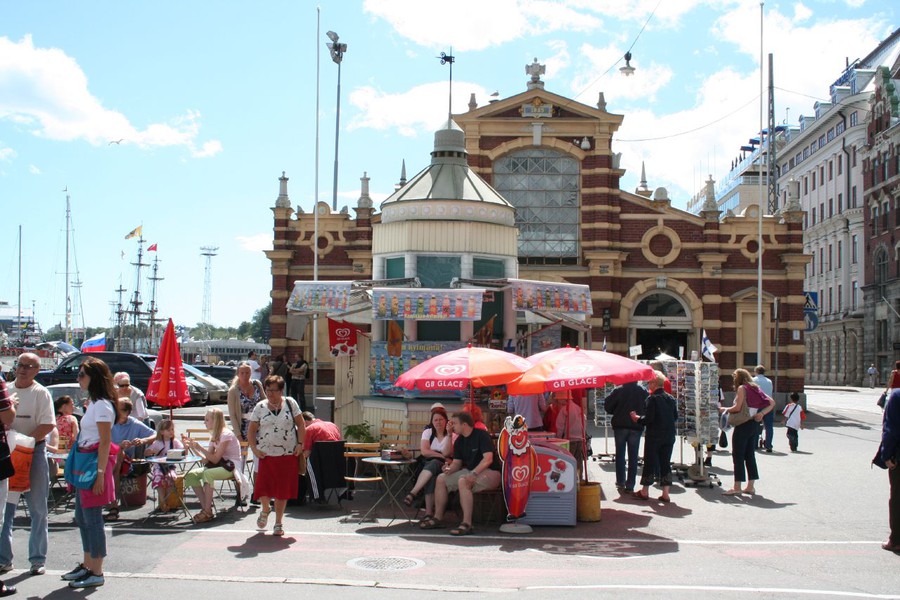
[284,397,305,475]
[205,458,235,472]
[727,400,752,427]
[65,438,100,490]
[878,391,887,409]
[718,430,729,448]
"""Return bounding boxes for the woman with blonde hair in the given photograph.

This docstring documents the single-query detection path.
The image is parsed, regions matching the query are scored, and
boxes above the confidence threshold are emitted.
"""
[227,362,266,443]
[181,407,242,523]
[719,368,775,496]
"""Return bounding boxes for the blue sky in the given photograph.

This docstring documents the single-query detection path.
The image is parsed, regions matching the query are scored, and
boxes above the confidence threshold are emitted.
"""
[0,0,895,336]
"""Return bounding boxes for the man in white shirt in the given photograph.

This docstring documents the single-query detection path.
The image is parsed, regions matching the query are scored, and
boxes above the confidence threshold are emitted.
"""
[869,364,879,389]
[754,365,775,453]
[0,353,54,575]
[248,351,262,380]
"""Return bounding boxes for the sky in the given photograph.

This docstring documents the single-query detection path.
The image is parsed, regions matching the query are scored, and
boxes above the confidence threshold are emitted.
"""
[0,0,896,338]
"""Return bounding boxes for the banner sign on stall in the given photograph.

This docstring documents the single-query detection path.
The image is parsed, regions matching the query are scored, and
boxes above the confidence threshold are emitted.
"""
[508,279,592,314]
[370,340,465,397]
[287,281,353,313]
[371,288,485,321]
[327,318,359,356]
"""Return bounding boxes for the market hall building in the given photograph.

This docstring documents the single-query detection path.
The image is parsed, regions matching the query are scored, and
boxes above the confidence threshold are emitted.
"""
[265,60,809,409]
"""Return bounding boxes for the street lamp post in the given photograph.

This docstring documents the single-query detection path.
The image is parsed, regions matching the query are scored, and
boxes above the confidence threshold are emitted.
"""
[326,30,347,213]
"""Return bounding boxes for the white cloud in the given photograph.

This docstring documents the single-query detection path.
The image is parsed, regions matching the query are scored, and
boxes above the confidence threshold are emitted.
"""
[348,81,489,136]
[0,35,220,157]
[610,4,889,205]
[571,42,674,103]
[363,0,602,51]
[0,146,14,161]
[28,164,40,175]
[236,233,273,253]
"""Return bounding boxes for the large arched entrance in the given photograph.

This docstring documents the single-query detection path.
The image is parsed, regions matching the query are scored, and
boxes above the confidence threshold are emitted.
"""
[630,292,693,360]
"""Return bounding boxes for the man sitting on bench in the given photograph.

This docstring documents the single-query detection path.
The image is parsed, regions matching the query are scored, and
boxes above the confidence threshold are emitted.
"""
[420,411,501,536]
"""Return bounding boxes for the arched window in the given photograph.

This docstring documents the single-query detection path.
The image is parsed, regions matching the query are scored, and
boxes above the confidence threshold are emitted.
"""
[633,293,687,318]
[493,148,580,263]
[875,248,889,285]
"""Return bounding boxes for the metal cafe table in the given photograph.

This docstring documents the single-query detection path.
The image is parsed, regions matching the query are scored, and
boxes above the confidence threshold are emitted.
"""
[348,456,416,525]
[144,454,204,520]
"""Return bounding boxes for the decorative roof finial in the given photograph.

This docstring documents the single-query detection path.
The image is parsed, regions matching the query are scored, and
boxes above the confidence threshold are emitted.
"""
[526,57,545,90]
[275,171,291,208]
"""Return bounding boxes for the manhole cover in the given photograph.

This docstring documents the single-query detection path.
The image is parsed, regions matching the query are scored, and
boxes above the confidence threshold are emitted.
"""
[347,557,424,571]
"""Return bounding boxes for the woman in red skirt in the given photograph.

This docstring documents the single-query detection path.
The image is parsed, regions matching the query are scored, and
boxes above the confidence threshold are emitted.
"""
[248,375,306,536]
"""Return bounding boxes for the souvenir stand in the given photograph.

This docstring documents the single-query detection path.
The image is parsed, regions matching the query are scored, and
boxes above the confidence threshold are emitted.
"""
[659,360,721,488]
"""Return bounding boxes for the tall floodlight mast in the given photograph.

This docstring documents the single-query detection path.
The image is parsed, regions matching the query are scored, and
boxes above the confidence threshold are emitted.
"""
[200,246,219,325]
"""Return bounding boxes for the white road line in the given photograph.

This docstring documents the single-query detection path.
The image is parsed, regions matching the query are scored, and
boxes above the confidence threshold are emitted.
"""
[99,526,886,546]
[525,583,900,599]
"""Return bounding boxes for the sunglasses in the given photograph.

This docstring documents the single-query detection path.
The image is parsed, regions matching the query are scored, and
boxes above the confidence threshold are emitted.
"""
[117,383,131,388]
[16,364,39,370]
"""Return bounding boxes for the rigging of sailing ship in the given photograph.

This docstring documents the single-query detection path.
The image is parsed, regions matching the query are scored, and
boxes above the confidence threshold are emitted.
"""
[118,227,164,353]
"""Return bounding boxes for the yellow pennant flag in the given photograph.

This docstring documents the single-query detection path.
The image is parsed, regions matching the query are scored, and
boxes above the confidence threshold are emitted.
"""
[124,226,142,240]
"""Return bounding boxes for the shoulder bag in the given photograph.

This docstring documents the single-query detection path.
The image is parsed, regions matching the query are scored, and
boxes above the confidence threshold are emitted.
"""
[727,399,752,427]
[284,398,306,475]
[65,433,100,490]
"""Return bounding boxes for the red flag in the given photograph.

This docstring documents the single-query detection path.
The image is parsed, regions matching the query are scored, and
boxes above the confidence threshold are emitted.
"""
[145,319,190,417]
[327,318,359,356]
[147,243,158,251]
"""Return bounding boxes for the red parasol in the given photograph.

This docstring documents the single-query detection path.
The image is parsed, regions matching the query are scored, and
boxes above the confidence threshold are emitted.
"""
[145,318,191,419]
[394,344,533,392]
[507,346,654,395]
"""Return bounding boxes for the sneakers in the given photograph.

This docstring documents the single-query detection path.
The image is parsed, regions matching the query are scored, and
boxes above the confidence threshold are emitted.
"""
[61,563,89,581]
[0,564,11,574]
[30,563,45,575]
[69,572,105,589]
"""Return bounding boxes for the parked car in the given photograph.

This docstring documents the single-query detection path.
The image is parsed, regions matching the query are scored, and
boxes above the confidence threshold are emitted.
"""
[35,351,208,407]
[46,383,164,429]
[182,364,228,404]
[191,364,237,383]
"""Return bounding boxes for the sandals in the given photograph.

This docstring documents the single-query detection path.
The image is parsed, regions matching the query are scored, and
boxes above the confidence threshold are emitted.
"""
[403,492,417,507]
[193,510,214,524]
[723,489,742,496]
[256,510,271,529]
[419,515,444,530]
[273,523,284,537]
[450,522,474,536]
[105,507,120,521]
[658,496,671,504]
[632,490,650,500]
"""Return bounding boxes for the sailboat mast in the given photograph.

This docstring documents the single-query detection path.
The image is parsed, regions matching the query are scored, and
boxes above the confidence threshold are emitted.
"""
[64,189,72,345]
[148,255,163,352]
[130,234,147,351]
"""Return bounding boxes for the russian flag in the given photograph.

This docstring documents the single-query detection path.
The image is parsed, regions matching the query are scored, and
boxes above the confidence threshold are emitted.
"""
[81,333,106,353]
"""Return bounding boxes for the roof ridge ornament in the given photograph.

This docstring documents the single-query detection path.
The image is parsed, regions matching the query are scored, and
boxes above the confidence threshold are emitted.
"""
[526,57,545,90]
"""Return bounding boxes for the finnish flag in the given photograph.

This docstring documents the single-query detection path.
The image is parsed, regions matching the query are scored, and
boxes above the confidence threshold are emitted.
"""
[701,329,718,361]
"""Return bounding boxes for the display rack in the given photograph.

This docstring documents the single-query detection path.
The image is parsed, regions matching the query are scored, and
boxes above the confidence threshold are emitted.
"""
[590,384,617,461]
[660,360,722,488]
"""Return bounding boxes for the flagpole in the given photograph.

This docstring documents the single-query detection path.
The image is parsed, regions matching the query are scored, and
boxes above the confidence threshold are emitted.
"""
[312,5,321,404]
[756,1,765,368]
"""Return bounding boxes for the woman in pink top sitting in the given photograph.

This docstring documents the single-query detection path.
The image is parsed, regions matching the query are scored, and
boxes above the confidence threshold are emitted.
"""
[181,408,241,523]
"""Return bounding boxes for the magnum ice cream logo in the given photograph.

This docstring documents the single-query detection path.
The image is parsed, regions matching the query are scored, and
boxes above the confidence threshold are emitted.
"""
[434,365,466,377]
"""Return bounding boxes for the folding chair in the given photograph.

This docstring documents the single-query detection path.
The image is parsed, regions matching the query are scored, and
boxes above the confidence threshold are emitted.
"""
[380,419,409,447]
